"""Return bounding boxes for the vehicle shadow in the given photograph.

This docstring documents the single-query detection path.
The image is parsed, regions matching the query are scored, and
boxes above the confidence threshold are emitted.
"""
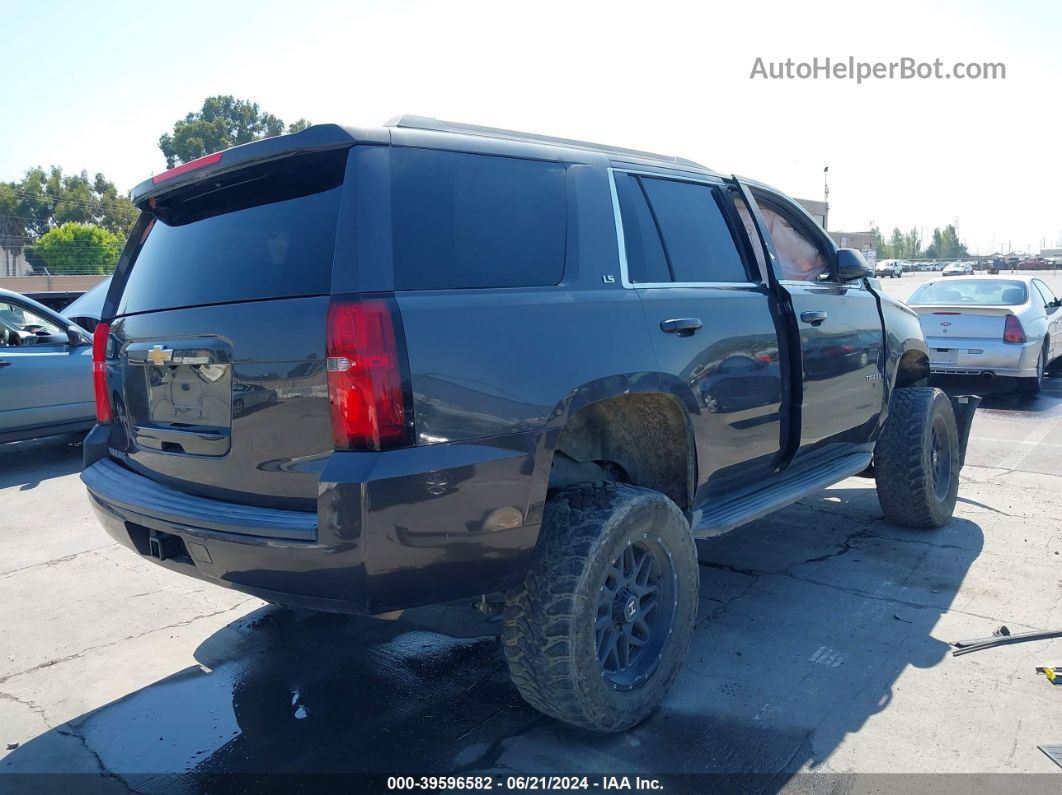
[932,372,1062,415]
[3,483,983,792]
[0,434,84,490]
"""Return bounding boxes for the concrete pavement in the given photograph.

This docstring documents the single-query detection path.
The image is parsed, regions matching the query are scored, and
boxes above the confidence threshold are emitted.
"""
[1,273,1061,790]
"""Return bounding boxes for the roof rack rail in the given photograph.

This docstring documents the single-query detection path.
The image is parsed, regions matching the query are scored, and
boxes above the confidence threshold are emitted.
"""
[385,115,711,171]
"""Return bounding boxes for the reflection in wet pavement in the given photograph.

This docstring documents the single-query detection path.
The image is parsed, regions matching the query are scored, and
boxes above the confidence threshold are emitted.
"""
[75,606,537,786]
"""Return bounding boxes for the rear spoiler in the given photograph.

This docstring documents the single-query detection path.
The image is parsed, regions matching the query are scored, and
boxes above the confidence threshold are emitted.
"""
[130,123,389,207]
[908,304,1019,317]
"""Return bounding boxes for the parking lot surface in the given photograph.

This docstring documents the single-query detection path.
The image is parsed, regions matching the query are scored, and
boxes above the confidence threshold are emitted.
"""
[2,272,1062,790]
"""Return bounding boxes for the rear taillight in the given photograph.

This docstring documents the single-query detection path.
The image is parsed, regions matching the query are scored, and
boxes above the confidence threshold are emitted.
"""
[326,296,413,451]
[1003,314,1026,344]
[92,322,112,424]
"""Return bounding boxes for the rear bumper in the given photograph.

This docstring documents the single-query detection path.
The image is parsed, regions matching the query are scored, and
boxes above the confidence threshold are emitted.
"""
[926,338,1042,377]
[82,427,549,614]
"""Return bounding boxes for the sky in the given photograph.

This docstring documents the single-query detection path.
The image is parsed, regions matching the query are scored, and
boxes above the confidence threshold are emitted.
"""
[2,0,1060,254]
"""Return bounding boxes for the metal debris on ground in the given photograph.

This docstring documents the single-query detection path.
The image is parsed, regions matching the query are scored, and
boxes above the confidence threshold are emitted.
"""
[951,626,1062,656]
[1035,666,1061,684]
[1039,744,1062,770]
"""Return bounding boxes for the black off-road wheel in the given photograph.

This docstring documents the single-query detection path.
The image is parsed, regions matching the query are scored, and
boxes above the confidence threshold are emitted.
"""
[502,482,699,732]
[875,387,960,528]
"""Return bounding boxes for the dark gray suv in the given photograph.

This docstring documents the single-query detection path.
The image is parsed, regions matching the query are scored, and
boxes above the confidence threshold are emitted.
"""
[82,116,975,731]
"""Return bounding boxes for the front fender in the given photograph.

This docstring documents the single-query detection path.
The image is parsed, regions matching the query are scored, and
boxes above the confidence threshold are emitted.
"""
[880,292,930,389]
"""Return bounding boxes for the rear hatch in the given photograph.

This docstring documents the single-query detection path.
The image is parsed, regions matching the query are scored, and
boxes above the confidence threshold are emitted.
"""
[106,149,349,510]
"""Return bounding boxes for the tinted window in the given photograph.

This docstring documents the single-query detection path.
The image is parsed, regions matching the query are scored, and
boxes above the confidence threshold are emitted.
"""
[908,279,1028,306]
[638,177,748,283]
[392,148,566,290]
[614,173,670,284]
[119,151,345,314]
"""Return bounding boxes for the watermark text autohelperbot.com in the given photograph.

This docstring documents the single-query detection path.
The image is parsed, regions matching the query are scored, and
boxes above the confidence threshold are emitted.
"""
[750,56,1005,83]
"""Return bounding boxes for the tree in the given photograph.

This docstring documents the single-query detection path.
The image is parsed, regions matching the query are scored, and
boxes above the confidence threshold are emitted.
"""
[900,227,922,259]
[870,225,891,259]
[159,96,312,167]
[888,227,904,259]
[0,167,136,253]
[925,227,945,259]
[938,224,967,259]
[33,222,124,275]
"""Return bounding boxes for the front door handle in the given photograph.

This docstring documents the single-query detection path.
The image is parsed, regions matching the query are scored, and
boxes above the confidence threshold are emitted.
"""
[660,317,703,336]
[0,360,10,368]
[800,310,828,326]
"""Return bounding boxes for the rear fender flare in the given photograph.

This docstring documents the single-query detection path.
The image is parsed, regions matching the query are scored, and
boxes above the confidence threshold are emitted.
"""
[526,373,700,526]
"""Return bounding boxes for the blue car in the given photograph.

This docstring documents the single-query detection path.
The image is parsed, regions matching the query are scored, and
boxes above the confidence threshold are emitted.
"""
[0,287,94,443]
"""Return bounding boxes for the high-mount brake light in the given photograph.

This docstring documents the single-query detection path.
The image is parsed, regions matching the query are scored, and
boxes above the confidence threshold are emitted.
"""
[326,296,413,451]
[92,322,112,423]
[151,151,223,184]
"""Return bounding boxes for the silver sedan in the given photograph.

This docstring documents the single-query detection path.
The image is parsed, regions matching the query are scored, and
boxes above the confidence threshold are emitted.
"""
[906,275,1062,393]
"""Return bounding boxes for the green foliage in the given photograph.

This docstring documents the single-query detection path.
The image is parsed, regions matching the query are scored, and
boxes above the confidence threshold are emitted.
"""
[870,226,890,259]
[33,222,124,274]
[159,96,312,167]
[888,227,904,259]
[901,227,922,259]
[873,223,964,260]
[0,167,136,253]
[938,224,967,258]
[922,225,966,259]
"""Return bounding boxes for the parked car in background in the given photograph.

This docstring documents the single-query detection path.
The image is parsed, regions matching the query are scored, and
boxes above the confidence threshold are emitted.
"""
[0,288,93,443]
[942,262,973,277]
[22,290,85,313]
[907,276,1062,392]
[232,382,279,416]
[61,276,111,333]
[875,259,904,278]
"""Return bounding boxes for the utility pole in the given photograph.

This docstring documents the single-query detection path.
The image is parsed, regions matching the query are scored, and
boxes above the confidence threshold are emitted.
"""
[823,166,830,231]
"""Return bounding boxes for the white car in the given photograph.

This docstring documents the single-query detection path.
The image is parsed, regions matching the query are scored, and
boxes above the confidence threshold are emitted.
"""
[875,259,904,278]
[941,262,973,277]
[907,275,1062,393]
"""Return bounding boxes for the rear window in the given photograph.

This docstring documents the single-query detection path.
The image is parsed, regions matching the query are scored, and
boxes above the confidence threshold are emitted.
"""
[391,148,566,290]
[118,150,346,314]
[908,279,1028,306]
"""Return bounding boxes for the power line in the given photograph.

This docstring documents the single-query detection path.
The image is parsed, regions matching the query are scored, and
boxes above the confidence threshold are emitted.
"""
[1,188,137,212]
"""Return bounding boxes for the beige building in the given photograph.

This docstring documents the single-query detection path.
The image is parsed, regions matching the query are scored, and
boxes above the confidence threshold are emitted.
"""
[828,231,877,251]
[796,198,827,228]
[2,248,32,277]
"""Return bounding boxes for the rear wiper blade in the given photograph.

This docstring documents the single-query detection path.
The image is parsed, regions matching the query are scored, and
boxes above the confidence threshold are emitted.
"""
[951,626,1062,656]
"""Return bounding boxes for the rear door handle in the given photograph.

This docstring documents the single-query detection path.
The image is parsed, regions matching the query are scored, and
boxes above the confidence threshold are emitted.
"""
[800,310,828,326]
[0,360,10,368]
[660,318,703,336]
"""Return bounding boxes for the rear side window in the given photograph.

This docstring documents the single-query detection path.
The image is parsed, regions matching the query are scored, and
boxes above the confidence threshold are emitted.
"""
[1033,280,1057,307]
[617,174,749,284]
[614,173,670,284]
[119,150,346,314]
[391,148,566,290]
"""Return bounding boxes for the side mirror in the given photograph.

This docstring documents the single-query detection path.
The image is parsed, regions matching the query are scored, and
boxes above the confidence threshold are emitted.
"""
[66,325,87,346]
[837,248,874,282]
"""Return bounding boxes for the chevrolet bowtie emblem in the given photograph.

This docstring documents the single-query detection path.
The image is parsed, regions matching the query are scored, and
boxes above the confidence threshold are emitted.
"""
[147,345,173,366]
